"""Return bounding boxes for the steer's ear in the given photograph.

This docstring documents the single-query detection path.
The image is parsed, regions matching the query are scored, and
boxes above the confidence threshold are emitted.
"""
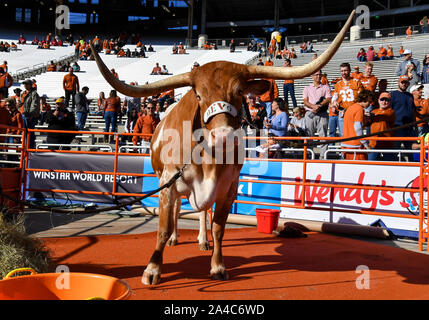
[244,79,271,96]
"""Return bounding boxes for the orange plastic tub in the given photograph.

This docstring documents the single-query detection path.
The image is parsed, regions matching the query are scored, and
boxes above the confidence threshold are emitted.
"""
[255,208,280,234]
[0,269,131,300]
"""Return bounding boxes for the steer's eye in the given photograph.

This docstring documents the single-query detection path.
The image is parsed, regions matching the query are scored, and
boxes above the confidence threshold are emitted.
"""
[196,95,201,101]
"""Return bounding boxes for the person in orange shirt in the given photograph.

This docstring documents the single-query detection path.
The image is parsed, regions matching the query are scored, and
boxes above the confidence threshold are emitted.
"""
[360,62,378,92]
[103,90,121,143]
[367,92,396,161]
[4,97,23,144]
[386,44,394,60]
[132,101,160,153]
[399,45,405,57]
[411,84,429,136]
[283,59,297,108]
[332,62,364,136]
[151,63,162,75]
[264,57,273,66]
[341,90,375,160]
[290,47,297,59]
[62,67,80,110]
[376,45,387,61]
[0,67,13,97]
[0,61,7,73]
[258,78,278,116]
[406,26,412,39]
[351,66,363,80]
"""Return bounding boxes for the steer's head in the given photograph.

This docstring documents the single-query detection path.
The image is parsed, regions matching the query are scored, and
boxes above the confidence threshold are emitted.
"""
[90,11,354,153]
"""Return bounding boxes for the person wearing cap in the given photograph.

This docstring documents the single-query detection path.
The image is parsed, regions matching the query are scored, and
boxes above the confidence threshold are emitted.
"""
[22,79,40,148]
[411,84,429,136]
[390,75,418,159]
[45,97,76,149]
[367,92,396,161]
[39,94,51,125]
[192,62,200,70]
[396,49,420,76]
[75,86,90,130]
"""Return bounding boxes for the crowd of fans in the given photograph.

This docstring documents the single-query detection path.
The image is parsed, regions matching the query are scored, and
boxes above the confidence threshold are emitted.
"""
[1,32,429,162]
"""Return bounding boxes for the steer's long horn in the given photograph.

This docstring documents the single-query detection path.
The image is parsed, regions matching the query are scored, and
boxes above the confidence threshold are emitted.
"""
[90,43,192,97]
[247,10,355,80]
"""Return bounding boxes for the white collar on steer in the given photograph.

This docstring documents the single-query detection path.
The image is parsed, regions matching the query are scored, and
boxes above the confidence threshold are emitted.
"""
[203,101,238,124]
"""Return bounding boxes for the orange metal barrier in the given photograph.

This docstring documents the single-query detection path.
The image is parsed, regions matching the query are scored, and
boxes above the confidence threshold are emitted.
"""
[2,125,427,251]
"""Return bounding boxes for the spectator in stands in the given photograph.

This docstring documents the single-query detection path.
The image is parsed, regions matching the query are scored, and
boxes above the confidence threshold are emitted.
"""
[75,86,90,131]
[396,49,421,76]
[172,43,178,54]
[65,34,73,45]
[96,92,105,116]
[366,46,375,62]
[122,108,139,143]
[110,68,118,79]
[386,44,394,60]
[256,58,264,66]
[148,44,154,52]
[151,63,162,75]
[0,68,13,98]
[192,62,200,70]
[46,97,76,150]
[178,42,186,54]
[299,42,307,53]
[341,90,375,160]
[357,48,366,62]
[160,65,169,75]
[351,66,363,80]
[332,62,364,136]
[103,90,121,143]
[376,45,387,61]
[406,62,421,90]
[22,79,40,148]
[259,78,278,117]
[303,70,332,159]
[360,62,378,92]
[367,92,396,161]
[230,39,236,53]
[18,34,26,45]
[47,60,57,72]
[123,83,141,117]
[420,16,429,34]
[39,94,51,125]
[390,75,417,160]
[31,36,39,45]
[11,88,22,110]
[70,62,79,73]
[4,98,23,145]
[63,67,80,111]
[288,107,307,135]
[290,47,297,59]
[406,26,413,39]
[1,61,8,73]
[398,46,405,57]
[132,101,159,152]
[265,57,273,66]
[422,55,429,84]
[412,84,429,136]
[283,59,297,109]
[265,97,289,137]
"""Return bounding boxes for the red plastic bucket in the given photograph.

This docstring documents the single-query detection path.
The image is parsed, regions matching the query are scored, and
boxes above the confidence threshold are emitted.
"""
[255,209,280,234]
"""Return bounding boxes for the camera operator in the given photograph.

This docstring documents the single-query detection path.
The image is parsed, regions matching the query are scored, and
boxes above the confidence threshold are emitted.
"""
[45,97,77,150]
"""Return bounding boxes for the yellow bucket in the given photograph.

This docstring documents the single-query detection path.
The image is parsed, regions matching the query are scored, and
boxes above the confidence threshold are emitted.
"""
[0,268,131,300]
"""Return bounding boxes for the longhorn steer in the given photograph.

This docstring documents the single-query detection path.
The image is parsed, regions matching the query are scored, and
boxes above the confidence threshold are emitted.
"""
[90,10,354,285]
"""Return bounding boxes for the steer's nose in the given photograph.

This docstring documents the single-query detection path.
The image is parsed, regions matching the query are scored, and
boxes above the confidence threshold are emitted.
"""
[210,127,237,148]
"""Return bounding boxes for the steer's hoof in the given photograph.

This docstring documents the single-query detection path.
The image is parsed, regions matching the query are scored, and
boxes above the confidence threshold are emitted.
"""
[210,267,229,281]
[199,241,210,251]
[142,269,161,285]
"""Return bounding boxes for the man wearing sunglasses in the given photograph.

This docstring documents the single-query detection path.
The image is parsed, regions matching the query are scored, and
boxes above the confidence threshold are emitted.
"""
[390,75,418,160]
